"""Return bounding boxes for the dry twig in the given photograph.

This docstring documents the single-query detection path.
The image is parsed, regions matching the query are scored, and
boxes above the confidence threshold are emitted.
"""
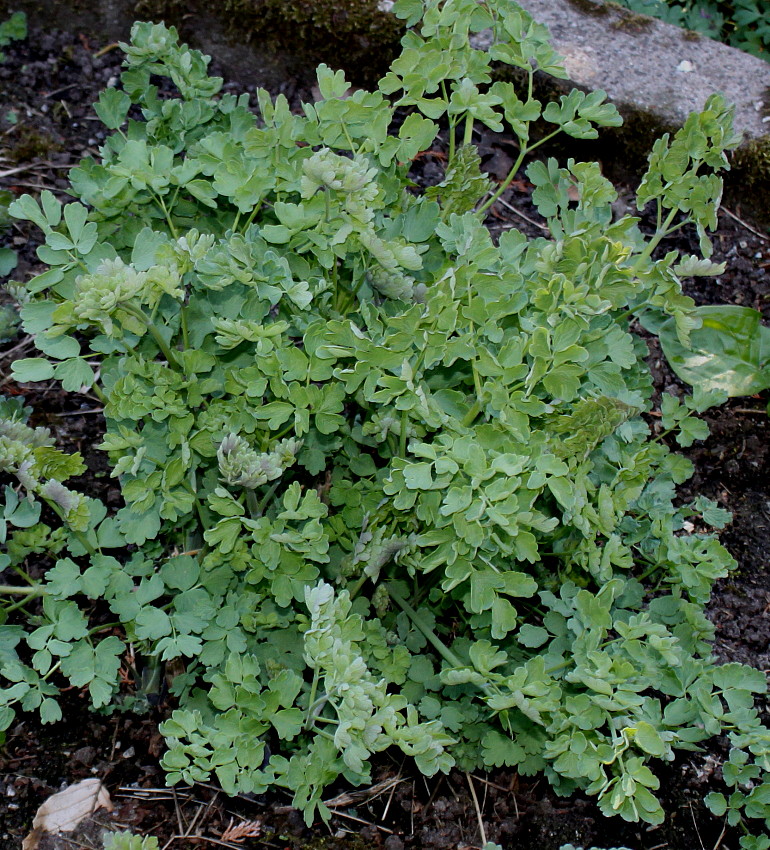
[329,808,395,834]
[492,195,550,234]
[325,775,403,808]
[465,772,487,848]
[720,206,769,242]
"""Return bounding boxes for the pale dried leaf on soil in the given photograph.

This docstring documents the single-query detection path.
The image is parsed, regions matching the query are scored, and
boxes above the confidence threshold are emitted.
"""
[22,777,113,850]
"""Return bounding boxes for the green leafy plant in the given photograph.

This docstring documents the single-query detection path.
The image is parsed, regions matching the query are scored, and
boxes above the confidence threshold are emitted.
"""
[0,189,20,342]
[1,0,769,841]
[657,304,770,398]
[103,832,160,850]
[560,845,632,850]
[613,0,770,61]
[0,11,26,62]
[0,189,19,281]
[705,727,770,850]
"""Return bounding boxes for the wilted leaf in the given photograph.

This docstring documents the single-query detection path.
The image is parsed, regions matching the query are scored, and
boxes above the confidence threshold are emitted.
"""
[22,778,113,850]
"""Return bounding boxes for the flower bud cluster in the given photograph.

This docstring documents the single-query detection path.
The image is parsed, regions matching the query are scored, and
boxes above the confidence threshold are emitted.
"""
[366,266,415,301]
[40,479,89,530]
[0,435,32,475]
[301,149,380,226]
[359,229,423,272]
[217,434,301,489]
[342,526,412,583]
[301,149,378,198]
[0,417,53,476]
[0,417,53,449]
[175,229,216,266]
[72,258,147,334]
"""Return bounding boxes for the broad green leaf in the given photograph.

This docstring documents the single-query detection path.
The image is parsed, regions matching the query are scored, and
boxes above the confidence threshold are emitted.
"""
[11,358,55,382]
[659,305,770,396]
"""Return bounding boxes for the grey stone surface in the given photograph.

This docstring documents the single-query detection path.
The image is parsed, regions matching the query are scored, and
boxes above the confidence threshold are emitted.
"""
[515,0,770,142]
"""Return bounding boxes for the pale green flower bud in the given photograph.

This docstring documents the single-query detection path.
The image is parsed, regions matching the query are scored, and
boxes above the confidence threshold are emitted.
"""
[217,434,301,489]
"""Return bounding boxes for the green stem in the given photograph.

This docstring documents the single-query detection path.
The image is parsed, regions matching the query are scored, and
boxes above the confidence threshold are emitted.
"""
[304,669,321,730]
[88,621,120,636]
[313,728,337,742]
[477,128,560,216]
[461,401,481,428]
[388,587,464,669]
[184,483,210,535]
[630,207,679,273]
[331,261,340,312]
[240,203,262,234]
[4,596,39,614]
[124,304,180,368]
[41,659,62,682]
[399,408,408,458]
[256,479,283,517]
[66,252,90,273]
[10,563,36,585]
[90,383,108,404]
[246,489,259,518]
[467,286,483,408]
[545,657,574,675]
[153,191,178,239]
[636,559,663,582]
[441,82,455,163]
[180,305,190,355]
[0,584,44,596]
[347,573,368,601]
[341,122,357,154]
[44,499,97,555]
[463,113,474,147]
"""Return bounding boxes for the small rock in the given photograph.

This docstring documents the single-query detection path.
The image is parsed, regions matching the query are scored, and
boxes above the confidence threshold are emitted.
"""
[384,836,405,850]
[286,808,306,836]
[71,746,97,766]
[676,59,694,72]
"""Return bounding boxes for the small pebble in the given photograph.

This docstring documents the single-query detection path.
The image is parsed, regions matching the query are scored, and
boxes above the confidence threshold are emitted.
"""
[676,60,694,72]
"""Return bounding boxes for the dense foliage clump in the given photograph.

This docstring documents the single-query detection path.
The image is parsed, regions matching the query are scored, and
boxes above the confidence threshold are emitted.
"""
[613,0,769,61]
[1,0,769,843]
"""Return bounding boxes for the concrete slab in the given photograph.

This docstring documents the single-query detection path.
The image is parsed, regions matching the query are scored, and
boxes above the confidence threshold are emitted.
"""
[516,0,770,143]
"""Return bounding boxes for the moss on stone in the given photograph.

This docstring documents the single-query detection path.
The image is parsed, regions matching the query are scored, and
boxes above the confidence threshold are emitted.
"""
[609,7,654,34]
[733,135,770,187]
[563,0,611,17]
[564,1,653,33]
[134,0,404,86]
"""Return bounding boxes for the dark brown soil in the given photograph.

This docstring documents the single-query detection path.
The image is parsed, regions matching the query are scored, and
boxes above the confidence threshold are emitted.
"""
[0,18,768,850]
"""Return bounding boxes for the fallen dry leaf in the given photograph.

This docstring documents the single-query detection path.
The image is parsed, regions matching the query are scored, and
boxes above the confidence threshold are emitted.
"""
[220,818,262,843]
[22,778,113,850]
